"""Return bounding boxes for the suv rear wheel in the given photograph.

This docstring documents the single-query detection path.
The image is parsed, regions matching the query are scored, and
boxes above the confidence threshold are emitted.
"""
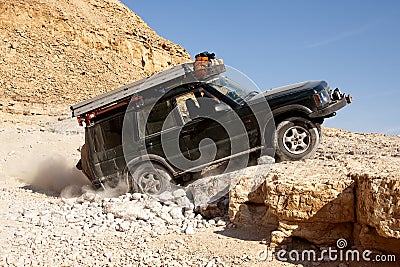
[275,117,320,161]
[127,162,173,195]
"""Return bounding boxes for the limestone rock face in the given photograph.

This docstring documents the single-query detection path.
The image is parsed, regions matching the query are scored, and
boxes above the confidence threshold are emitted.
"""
[0,0,192,114]
[264,162,354,223]
[353,168,400,239]
[229,165,278,228]
[229,128,400,254]
[265,162,355,246]
[352,160,400,254]
[230,160,355,245]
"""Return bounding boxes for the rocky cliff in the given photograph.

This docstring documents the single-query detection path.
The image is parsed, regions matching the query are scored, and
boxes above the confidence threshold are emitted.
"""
[0,0,191,115]
[230,128,400,255]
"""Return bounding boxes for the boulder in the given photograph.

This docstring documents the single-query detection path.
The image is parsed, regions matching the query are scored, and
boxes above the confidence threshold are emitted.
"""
[230,159,354,245]
[351,158,400,254]
[229,152,400,254]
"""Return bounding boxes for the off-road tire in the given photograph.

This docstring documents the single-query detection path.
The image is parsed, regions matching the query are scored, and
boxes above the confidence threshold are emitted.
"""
[275,117,320,161]
[127,162,173,195]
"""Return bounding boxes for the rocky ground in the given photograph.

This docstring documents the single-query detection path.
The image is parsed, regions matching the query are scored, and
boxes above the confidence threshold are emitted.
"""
[0,112,298,267]
[229,127,400,266]
[1,111,399,266]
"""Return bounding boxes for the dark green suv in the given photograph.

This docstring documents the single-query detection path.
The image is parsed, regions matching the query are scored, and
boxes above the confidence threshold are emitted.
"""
[72,56,351,193]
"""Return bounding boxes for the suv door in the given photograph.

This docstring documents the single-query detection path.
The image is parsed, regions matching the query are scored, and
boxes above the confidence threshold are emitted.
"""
[136,98,188,171]
[175,87,244,171]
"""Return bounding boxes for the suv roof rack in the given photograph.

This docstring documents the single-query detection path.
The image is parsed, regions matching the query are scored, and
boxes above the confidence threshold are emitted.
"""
[70,60,225,118]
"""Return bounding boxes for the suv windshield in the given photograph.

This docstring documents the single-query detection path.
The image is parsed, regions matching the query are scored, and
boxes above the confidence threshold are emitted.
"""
[207,75,259,104]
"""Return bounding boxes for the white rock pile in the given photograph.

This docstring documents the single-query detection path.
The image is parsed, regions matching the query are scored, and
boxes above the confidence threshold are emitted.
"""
[13,189,230,238]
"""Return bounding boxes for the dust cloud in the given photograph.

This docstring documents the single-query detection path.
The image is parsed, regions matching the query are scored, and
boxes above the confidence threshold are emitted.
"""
[24,155,91,196]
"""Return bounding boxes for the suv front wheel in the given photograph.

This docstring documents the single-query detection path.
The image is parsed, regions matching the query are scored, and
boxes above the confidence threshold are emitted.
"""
[275,117,320,161]
[127,162,173,195]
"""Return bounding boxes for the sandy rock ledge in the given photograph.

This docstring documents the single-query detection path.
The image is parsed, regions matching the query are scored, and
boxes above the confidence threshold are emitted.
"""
[230,149,400,255]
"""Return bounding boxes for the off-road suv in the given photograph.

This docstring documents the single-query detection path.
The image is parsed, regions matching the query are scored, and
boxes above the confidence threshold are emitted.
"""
[72,53,351,193]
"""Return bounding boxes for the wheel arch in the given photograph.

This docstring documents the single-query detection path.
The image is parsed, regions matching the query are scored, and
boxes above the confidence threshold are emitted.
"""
[272,105,312,125]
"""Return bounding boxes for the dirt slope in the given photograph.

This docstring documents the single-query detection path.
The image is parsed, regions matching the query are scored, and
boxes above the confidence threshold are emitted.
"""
[0,0,191,114]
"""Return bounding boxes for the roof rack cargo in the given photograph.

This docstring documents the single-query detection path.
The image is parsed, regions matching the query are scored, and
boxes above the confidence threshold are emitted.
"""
[70,59,225,118]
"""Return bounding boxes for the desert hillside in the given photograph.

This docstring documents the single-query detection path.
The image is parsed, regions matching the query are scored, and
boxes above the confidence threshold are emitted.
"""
[0,1,399,266]
[0,0,191,114]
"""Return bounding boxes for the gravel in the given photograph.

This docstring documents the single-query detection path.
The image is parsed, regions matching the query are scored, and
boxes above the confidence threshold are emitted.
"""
[10,189,226,238]
[1,186,233,266]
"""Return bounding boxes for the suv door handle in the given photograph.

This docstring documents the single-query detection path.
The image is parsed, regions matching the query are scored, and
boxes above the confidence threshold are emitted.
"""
[146,141,153,146]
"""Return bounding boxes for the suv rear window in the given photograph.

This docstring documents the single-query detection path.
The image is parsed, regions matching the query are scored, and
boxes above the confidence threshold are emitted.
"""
[92,114,124,152]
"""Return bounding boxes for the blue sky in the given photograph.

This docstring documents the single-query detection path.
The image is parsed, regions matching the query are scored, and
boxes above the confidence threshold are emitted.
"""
[122,1,400,135]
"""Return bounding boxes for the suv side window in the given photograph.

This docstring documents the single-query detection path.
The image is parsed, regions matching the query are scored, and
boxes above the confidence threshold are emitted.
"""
[137,99,179,138]
[175,88,220,122]
[175,92,200,123]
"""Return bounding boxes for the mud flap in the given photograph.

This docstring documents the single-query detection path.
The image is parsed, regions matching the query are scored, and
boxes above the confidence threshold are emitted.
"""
[76,159,82,170]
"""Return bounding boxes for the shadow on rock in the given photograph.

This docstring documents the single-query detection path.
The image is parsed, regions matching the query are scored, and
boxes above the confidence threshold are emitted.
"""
[214,225,275,242]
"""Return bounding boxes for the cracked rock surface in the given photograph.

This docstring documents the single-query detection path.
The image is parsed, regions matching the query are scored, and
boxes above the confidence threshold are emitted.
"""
[230,127,400,256]
[0,0,191,116]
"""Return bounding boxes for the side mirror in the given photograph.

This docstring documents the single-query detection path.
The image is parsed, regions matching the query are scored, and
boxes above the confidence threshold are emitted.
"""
[214,103,231,112]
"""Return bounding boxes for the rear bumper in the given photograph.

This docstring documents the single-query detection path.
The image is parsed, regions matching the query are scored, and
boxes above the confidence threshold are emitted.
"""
[309,94,352,118]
